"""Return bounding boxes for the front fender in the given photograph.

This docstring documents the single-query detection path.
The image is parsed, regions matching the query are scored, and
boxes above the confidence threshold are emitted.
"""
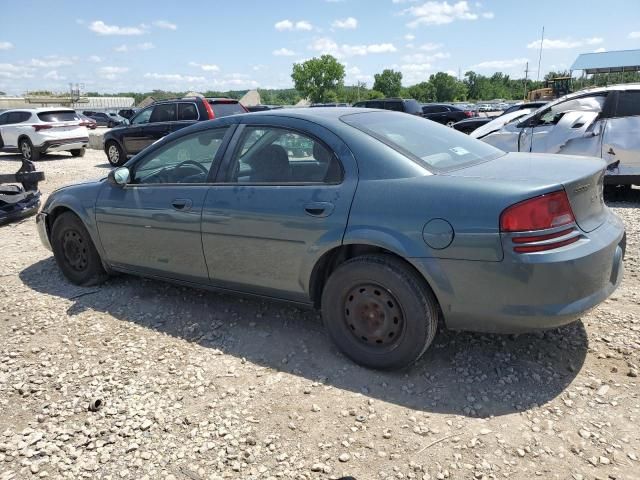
[42,181,105,257]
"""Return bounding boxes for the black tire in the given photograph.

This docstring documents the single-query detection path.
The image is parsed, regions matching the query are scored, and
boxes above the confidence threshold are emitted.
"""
[321,254,439,370]
[51,212,108,286]
[70,148,86,157]
[105,141,125,166]
[19,137,40,161]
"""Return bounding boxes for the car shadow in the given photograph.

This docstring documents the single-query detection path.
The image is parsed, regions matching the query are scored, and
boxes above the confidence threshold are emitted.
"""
[0,152,73,162]
[20,257,588,418]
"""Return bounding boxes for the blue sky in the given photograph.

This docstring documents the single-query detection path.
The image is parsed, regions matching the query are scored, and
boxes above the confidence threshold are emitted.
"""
[1,0,639,94]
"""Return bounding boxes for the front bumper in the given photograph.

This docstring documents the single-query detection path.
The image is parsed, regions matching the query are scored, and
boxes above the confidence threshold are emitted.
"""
[410,213,626,333]
[36,212,52,251]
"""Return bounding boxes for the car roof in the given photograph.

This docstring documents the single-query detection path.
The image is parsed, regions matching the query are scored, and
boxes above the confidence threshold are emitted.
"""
[1,107,75,113]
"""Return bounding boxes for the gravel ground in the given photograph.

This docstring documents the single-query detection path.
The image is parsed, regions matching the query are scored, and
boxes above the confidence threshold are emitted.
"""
[0,150,639,480]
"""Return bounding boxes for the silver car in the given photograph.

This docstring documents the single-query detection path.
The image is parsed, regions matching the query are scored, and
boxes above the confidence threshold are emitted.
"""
[474,84,640,186]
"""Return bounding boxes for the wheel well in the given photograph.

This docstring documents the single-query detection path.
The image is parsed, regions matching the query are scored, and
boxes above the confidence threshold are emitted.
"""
[46,206,73,237]
[309,244,439,311]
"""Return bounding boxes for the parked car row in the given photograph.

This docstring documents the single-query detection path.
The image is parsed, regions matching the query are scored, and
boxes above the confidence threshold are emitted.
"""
[351,99,473,126]
[453,101,548,134]
[104,96,247,166]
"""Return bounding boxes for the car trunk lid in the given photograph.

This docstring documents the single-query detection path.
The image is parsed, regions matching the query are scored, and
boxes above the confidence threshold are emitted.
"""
[444,152,607,232]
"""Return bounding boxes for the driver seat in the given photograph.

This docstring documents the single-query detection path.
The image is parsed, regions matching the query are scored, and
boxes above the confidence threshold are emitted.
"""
[249,145,291,183]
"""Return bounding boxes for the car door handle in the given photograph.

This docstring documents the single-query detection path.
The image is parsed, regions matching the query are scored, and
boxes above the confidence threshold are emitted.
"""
[172,198,193,211]
[304,202,334,217]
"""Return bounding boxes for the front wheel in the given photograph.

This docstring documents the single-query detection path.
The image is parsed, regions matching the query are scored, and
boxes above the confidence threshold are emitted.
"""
[321,254,439,370]
[51,212,108,286]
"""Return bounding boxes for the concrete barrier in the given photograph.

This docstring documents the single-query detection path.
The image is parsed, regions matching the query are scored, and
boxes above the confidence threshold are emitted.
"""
[88,129,106,150]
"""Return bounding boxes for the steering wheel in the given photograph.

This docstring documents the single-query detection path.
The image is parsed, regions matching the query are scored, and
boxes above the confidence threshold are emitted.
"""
[175,160,208,174]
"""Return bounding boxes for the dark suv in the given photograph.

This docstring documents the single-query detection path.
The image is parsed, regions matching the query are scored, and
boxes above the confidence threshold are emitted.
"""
[421,104,471,126]
[352,98,423,115]
[103,97,247,166]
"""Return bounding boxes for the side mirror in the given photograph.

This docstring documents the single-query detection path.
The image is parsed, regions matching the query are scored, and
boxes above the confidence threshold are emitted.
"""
[585,121,602,138]
[123,118,130,126]
[108,167,130,186]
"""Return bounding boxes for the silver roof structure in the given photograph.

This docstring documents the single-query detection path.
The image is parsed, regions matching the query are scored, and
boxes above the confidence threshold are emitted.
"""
[571,49,640,74]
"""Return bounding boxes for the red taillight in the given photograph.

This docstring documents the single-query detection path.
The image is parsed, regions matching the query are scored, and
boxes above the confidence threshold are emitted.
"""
[204,101,215,120]
[33,124,53,131]
[513,236,579,253]
[464,110,473,117]
[500,191,575,232]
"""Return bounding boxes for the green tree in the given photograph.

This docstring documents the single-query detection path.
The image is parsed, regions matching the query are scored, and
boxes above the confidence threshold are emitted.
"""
[291,55,345,103]
[429,73,467,102]
[404,81,435,102]
[373,69,403,97]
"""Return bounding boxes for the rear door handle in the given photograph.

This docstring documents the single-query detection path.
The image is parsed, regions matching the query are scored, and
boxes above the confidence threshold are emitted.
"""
[172,198,193,211]
[304,202,334,217]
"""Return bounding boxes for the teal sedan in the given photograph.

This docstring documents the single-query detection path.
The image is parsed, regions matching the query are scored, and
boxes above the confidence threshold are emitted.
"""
[36,108,625,369]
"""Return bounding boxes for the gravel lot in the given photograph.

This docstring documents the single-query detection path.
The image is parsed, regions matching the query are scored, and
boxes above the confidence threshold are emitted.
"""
[1,150,639,480]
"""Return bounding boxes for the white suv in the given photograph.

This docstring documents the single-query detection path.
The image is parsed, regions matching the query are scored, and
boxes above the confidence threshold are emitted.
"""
[0,108,89,161]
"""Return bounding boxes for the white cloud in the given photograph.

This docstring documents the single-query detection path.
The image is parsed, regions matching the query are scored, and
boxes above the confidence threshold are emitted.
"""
[44,70,66,81]
[29,56,74,68]
[0,63,34,79]
[89,20,146,36]
[402,51,450,63]
[273,47,296,56]
[88,55,102,63]
[115,45,128,52]
[153,20,177,30]
[144,73,206,83]
[593,47,606,53]
[188,62,220,72]
[310,37,397,58]
[0,41,13,50]
[471,57,529,69]
[629,31,640,39]
[418,42,442,51]
[114,43,155,52]
[403,1,493,27]
[275,19,313,31]
[99,66,129,80]
[526,37,603,49]
[137,42,155,50]
[404,33,415,41]
[332,17,358,29]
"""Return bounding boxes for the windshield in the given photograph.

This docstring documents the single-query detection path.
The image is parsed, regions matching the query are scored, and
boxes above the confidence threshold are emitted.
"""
[342,111,504,172]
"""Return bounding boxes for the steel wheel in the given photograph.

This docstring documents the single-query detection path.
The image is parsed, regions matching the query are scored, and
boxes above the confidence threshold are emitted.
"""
[343,283,406,351]
[446,120,456,127]
[62,229,89,272]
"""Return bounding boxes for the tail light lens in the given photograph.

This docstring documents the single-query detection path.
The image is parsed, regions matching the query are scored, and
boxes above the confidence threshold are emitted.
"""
[464,110,473,117]
[500,191,575,232]
[33,124,53,131]
[204,101,215,120]
[501,191,579,253]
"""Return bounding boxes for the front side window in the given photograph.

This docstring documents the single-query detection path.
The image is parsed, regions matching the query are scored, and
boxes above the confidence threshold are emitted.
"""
[342,111,504,172]
[537,94,606,126]
[228,126,342,184]
[131,108,152,125]
[149,104,177,123]
[132,128,228,184]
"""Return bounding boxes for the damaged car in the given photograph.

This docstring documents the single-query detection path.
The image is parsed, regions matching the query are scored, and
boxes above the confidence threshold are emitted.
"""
[0,159,45,225]
[473,85,640,186]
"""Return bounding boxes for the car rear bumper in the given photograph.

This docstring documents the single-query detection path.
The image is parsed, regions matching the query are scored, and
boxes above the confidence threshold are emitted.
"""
[410,213,625,333]
[37,137,89,153]
[36,212,52,251]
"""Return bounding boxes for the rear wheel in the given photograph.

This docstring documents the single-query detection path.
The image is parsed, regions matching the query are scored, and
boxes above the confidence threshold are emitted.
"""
[51,212,107,286]
[105,141,125,166]
[446,120,456,127]
[70,148,86,157]
[321,254,439,370]
[19,137,40,161]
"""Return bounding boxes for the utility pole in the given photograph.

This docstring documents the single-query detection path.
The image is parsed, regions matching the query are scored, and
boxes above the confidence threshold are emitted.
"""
[536,26,545,82]
[523,62,530,100]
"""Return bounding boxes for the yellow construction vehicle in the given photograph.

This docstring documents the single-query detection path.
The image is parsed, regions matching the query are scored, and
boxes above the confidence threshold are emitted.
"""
[527,76,572,101]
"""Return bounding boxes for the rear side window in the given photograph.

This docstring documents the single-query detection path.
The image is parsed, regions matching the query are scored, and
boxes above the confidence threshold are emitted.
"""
[149,103,177,123]
[211,102,245,117]
[615,91,640,118]
[178,103,199,121]
[37,111,78,122]
[384,101,404,112]
[404,100,423,114]
[365,101,384,109]
[342,111,504,172]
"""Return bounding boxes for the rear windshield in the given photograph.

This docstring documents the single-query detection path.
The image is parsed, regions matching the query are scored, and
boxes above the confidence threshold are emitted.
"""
[341,111,504,172]
[211,102,245,117]
[37,111,79,122]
